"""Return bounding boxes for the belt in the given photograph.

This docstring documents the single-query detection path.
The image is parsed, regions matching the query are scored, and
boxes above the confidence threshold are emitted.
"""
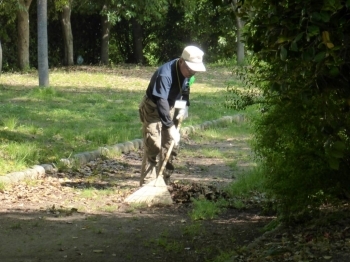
[144,95,157,107]
[144,95,175,110]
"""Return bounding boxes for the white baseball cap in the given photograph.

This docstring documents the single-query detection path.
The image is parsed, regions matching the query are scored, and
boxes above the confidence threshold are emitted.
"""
[181,46,206,72]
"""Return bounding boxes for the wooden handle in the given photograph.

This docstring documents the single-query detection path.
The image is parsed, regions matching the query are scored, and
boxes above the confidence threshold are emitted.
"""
[158,117,183,178]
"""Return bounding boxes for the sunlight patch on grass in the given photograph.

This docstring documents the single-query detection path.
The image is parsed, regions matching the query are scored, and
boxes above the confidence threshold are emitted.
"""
[2,116,19,131]
[76,187,115,199]
[0,142,40,168]
[0,66,245,175]
[200,148,224,158]
[98,205,118,213]
[0,157,27,175]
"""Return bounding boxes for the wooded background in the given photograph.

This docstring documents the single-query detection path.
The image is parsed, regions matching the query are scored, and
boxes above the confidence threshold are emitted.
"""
[0,0,244,71]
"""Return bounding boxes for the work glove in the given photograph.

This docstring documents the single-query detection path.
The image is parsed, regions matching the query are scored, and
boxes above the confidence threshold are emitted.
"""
[176,106,189,120]
[169,125,180,146]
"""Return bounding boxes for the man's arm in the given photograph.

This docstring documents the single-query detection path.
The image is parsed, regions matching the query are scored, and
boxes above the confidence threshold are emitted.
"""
[156,97,173,128]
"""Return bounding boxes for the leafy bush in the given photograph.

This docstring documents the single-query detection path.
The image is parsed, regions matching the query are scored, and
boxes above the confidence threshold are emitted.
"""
[239,0,350,219]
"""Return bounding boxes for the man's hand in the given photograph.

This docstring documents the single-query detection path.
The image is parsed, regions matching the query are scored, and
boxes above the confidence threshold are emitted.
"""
[176,106,189,120]
[169,125,180,146]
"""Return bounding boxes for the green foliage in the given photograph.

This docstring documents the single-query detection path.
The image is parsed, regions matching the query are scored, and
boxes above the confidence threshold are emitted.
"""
[0,0,242,69]
[189,198,228,220]
[225,167,266,197]
[2,116,19,131]
[183,0,237,63]
[182,222,203,237]
[239,0,350,218]
[28,87,58,99]
[0,0,18,71]
[225,84,261,110]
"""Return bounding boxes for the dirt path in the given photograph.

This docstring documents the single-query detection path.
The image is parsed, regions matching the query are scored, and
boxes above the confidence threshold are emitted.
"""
[0,130,275,262]
[1,130,349,262]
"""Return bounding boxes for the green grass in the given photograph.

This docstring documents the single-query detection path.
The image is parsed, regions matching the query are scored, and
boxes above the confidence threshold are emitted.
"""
[76,187,115,199]
[182,221,204,237]
[0,65,241,175]
[189,198,228,220]
[147,230,185,253]
[2,116,19,130]
[225,167,266,197]
[0,181,6,191]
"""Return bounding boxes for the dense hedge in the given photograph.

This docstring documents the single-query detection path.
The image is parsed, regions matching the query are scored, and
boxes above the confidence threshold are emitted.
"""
[239,0,350,219]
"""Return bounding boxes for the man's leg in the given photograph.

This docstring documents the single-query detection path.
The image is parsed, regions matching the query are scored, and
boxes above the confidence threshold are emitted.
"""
[139,97,162,186]
[158,107,176,184]
[140,121,162,185]
[140,149,155,185]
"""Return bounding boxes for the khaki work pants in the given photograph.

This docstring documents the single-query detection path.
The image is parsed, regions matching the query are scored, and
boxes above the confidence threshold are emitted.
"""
[139,95,175,185]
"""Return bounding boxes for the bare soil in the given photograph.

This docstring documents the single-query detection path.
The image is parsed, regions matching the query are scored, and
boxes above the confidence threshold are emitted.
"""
[0,134,349,262]
[0,131,270,262]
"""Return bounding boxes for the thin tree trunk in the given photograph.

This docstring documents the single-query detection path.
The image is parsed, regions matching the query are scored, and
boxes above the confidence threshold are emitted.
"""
[100,4,110,65]
[231,1,245,65]
[61,3,74,66]
[0,40,2,74]
[131,18,144,64]
[236,16,245,65]
[17,0,32,71]
[37,0,49,86]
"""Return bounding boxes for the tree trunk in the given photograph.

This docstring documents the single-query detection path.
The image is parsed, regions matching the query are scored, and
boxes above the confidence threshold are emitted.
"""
[37,0,49,86]
[17,0,32,71]
[100,4,110,65]
[0,40,2,74]
[131,18,144,64]
[61,3,74,66]
[236,16,245,65]
[231,1,245,65]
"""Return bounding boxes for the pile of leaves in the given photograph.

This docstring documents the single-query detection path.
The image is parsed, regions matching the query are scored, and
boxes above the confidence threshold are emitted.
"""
[168,181,228,204]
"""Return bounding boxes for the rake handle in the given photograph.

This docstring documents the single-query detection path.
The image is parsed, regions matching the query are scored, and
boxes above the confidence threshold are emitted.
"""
[158,117,183,178]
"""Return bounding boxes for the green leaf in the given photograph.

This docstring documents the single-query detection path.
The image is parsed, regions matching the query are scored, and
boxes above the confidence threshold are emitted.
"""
[276,36,288,44]
[314,52,326,62]
[290,41,298,52]
[307,25,319,37]
[294,32,304,42]
[329,149,344,158]
[328,157,340,170]
[329,67,339,76]
[319,11,330,22]
[280,46,287,61]
[333,141,346,151]
[311,12,321,21]
[325,141,345,159]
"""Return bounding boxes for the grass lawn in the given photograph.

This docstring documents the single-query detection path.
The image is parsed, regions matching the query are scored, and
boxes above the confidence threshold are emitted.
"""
[0,64,242,175]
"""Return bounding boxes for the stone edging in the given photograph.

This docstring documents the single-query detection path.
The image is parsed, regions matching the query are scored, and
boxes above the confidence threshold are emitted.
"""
[0,114,245,185]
